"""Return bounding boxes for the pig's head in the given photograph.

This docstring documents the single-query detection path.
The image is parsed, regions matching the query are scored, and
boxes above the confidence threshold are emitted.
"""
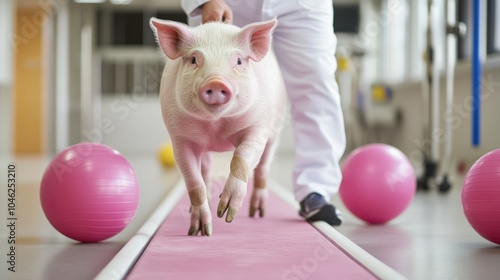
[150,18,277,120]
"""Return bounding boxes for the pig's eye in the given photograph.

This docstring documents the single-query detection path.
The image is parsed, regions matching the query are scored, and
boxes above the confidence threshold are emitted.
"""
[191,56,197,65]
[237,58,242,65]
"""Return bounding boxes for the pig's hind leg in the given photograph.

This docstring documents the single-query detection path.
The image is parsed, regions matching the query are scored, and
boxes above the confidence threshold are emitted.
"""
[250,138,279,218]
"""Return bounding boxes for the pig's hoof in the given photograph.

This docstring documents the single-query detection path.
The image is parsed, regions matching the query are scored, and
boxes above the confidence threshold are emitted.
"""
[188,223,212,236]
[249,205,265,218]
[217,181,247,223]
[217,200,237,222]
[188,200,212,236]
[249,188,268,218]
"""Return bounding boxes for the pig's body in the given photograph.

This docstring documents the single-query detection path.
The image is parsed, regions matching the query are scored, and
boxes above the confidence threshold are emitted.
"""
[151,18,286,236]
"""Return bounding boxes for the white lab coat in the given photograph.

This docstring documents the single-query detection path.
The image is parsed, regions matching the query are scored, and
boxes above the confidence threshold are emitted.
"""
[181,0,346,202]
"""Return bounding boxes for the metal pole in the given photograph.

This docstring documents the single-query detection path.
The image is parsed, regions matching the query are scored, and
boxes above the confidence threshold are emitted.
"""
[472,0,481,147]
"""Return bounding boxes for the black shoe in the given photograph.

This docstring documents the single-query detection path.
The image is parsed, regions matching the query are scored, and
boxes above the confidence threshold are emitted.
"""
[299,192,343,226]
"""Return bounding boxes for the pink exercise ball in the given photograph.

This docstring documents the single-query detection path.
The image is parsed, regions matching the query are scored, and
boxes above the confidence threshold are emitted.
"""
[340,144,416,224]
[40,143,140,242]
[462,149,500,245]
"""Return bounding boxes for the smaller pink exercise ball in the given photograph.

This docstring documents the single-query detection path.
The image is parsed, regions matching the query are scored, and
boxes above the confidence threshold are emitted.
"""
[340,144,416,224]
[462,149,500,245]
[40,143,140,242]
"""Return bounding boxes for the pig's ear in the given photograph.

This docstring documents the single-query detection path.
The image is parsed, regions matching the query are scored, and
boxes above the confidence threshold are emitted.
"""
[239,18,277,62]
[150,17,192,60]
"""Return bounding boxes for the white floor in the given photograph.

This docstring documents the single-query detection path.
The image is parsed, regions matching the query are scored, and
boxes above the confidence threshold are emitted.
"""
[1,152,500,280]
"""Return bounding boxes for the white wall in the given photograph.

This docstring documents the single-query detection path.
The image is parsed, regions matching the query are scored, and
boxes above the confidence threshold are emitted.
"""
[100,95,168,154]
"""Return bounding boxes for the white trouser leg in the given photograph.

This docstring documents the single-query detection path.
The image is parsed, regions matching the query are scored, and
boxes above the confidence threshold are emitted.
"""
[262,0,346,202]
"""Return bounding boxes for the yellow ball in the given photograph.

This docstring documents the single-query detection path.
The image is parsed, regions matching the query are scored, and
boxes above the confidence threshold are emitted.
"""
[158,142,176,168]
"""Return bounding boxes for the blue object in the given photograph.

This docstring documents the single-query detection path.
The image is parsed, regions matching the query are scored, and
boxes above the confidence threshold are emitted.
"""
[472,0,481,147]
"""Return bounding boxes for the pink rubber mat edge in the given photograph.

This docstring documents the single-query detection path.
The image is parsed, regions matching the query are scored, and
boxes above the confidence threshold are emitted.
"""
[126,187,377,280]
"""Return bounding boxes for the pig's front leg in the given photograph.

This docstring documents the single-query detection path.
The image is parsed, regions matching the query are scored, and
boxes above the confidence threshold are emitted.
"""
[217,137,267,223]
[174,142,212,236]
[201,152,213,208]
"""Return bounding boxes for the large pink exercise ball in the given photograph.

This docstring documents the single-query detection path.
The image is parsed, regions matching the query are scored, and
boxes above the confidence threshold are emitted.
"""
[40,143,140,242]
[462,149,500,245]
[340,144,416,224]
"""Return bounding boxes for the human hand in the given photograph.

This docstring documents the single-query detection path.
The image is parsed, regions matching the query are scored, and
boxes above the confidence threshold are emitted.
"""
[201,0,233,24]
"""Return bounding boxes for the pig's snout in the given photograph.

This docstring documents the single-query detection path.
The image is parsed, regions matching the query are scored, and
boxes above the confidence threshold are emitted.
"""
[199,79,232,105]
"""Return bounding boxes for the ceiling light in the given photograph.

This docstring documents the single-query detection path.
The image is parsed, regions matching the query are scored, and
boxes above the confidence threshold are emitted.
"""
[110,0,132,4]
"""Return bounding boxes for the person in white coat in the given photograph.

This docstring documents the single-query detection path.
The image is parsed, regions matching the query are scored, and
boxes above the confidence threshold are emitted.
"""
[181,0,346,226]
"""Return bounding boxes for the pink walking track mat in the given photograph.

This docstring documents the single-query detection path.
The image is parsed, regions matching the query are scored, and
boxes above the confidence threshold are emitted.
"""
[127,189,376,279]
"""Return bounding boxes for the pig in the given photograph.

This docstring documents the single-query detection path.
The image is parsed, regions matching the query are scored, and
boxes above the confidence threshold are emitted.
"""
[150,17,286,236]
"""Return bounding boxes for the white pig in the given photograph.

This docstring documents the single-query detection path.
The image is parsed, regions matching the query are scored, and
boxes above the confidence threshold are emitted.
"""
[150,18,286,236]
